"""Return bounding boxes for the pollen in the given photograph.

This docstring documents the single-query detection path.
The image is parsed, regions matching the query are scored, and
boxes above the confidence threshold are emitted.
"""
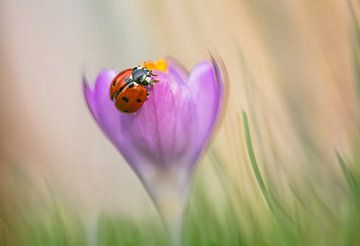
[143,59,168,72]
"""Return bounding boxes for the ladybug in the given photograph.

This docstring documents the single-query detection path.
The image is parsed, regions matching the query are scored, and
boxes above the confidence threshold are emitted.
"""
[110,66,158,113]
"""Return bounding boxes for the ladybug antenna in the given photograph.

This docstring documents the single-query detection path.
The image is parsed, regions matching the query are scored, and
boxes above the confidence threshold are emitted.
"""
[151,72,158,76]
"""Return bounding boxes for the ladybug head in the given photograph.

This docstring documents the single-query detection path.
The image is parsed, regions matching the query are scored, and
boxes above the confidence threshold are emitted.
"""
[132,66,157,86]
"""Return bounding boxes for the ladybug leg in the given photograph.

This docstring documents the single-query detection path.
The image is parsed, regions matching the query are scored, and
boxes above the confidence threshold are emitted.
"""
[149,79,160,87]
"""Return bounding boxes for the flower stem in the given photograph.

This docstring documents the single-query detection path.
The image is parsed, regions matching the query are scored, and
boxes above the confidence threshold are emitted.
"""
[142,172,189,246]
[155,186,187,246]
[161,207,184,246]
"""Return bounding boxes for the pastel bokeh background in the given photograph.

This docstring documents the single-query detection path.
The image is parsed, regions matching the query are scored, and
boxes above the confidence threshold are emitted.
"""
[0,0,358,245]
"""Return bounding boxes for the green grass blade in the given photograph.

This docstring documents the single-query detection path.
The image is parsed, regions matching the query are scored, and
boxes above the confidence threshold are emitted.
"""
[242,110,273,211]
[242,110,298,244]
[336,151,360,207]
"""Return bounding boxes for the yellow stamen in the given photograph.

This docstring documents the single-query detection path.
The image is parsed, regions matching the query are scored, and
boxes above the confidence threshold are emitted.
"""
[142,59,168,72]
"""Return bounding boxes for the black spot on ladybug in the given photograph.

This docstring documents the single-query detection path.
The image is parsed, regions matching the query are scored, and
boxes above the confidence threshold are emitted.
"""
[136,98,142,103]
[113,79,117,86]
[123,110,129,113]
[122,96,129,102]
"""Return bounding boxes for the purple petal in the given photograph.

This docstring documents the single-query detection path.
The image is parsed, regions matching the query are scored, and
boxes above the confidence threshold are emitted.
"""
[93,69,117,111]
[83,70,132,160]
[166,58,189,85]
[118,72,196,171]
[82,68,193,173]
[187,61,223,162]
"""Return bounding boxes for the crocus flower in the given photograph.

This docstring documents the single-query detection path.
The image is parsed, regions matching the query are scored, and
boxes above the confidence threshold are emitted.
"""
[83,58,224,244]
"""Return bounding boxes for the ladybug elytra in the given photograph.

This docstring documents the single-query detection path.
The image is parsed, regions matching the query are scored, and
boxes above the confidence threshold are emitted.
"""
[110,65,159,113]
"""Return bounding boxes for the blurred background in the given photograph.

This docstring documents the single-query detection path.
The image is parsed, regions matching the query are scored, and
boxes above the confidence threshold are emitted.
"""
[0,0,358,245]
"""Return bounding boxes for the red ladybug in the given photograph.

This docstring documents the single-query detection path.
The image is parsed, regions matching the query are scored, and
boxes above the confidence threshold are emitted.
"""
[110,66,158,113]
